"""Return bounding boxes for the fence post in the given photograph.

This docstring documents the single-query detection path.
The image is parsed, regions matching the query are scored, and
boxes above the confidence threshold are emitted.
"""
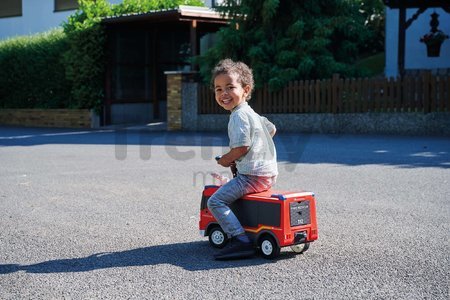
[315,79,321,113]
[423,71,431,113]
[332,74,340,113]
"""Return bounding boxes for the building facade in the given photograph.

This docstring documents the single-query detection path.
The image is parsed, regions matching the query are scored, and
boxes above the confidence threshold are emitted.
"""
[0,0,220,40]
[385,4,450,77]
[0,0,123,40]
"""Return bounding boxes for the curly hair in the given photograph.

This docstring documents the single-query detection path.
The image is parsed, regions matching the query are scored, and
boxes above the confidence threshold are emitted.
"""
[211,59,254,100]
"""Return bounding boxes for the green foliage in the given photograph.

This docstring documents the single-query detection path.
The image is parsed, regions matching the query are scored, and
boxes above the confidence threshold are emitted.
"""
[356,0,385,54]
[355,52,385,76]
[0,29,72,109]
[198,0,382,91]
[114,0,204,14]
[62,0,112,112]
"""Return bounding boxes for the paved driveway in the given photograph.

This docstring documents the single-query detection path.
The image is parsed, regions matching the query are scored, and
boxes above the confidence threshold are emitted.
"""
[0,126,449,299]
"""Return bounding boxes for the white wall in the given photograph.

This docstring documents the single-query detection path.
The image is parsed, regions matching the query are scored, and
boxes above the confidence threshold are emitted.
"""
[0,0,124,41]
[385,7,450,78]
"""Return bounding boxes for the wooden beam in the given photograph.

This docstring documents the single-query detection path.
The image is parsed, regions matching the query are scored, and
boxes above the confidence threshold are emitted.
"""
[405,7,427,29]
[384,0,450,9]
[398,7,406,78]
[190,20,198,71]
[152,28,159,120]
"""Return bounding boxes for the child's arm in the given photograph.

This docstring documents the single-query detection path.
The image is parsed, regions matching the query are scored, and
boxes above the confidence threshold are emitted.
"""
[217,146,249,167]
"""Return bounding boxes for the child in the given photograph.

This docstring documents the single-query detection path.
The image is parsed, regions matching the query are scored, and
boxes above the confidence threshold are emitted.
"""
[207,59,278,260]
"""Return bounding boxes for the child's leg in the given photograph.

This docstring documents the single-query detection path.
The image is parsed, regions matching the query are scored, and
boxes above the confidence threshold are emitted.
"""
[207,176,246,237]
[207,174,275,238]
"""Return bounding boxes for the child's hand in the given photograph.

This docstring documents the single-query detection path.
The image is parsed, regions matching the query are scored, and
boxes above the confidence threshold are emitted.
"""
[211,172,230,185]
[215,155,231,167]
[217,146,249,167]
[217,156,233,167]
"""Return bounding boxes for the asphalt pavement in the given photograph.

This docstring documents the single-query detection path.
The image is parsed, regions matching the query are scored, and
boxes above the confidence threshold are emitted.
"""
[0,126,449,299]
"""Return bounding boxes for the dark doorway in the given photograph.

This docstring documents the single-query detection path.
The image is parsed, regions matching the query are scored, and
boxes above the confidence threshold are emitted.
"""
[102,7,227,126]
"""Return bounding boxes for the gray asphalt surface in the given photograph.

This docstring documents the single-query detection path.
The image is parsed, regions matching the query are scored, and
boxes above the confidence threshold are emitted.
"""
[0,126,449,299]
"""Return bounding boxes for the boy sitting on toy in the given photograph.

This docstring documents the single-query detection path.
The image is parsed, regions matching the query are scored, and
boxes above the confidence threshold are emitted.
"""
[207,59,278,260]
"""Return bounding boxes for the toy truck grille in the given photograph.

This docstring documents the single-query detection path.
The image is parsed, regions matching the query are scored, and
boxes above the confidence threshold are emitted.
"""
[290,201,310,226]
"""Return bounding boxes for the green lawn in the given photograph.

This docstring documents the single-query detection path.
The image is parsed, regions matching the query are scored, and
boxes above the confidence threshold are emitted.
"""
[355,52,385,77]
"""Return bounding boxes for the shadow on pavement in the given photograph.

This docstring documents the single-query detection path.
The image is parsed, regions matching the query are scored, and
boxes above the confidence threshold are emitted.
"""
[0,241,274,274]
[1,126,449,168]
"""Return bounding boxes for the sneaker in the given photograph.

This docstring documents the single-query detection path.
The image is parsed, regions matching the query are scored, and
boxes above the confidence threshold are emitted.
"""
[214,238,255,260]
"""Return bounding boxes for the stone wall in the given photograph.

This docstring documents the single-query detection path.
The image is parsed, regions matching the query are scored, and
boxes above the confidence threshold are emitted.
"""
[0,109,96,128]
[188,112,450,136]
[269,112,450,135]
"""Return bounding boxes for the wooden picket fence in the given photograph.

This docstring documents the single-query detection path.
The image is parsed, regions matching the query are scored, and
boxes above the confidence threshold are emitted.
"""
[198,73,450,114]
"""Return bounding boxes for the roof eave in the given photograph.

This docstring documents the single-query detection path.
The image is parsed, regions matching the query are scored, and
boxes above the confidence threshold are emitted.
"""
[102,6,228,25]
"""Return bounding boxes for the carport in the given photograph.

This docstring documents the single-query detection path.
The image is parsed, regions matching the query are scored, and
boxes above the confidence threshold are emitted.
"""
[102,6,227,125]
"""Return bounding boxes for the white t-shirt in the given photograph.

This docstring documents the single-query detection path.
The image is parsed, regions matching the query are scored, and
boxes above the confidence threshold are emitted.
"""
[228,102,278,177]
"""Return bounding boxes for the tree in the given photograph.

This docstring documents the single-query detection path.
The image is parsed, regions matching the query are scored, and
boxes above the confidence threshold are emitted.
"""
[356,0,385,54]
[198,0,378,91]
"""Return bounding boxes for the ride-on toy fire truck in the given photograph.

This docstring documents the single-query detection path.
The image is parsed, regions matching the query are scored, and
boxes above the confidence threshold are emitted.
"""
[199,172,318,259]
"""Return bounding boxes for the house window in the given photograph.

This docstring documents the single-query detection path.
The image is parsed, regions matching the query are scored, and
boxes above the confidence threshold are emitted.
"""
[55,0,79,12]
[0,0,22,18]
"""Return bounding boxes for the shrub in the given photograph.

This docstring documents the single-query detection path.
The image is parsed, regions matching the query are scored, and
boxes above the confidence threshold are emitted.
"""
[0,29,72,109]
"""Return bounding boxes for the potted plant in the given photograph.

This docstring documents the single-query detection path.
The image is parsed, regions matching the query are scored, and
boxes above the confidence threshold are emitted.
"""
[420,30,449,57]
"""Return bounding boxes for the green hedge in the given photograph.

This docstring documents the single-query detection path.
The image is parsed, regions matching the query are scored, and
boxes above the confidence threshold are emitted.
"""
[0,29,72,109]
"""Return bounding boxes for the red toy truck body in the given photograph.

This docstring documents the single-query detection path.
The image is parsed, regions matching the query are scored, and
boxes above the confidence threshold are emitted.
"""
[199,185,318,259]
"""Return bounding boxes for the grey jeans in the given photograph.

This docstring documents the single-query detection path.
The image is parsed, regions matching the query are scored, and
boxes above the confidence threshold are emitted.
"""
[207,174,276,237]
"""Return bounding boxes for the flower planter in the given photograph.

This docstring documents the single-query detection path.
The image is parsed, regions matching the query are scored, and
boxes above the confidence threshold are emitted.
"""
[426,42,442,57]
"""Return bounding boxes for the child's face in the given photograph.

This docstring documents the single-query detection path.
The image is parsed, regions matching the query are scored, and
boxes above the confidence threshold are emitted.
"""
[214,73,250,111]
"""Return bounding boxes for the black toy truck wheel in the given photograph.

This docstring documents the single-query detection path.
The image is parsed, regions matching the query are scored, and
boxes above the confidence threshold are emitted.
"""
[290,242,310,254]
[208,226,228,248]
[258,235,280,259]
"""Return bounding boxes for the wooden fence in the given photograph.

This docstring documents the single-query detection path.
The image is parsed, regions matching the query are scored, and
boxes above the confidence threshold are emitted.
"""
[198,73,450,114]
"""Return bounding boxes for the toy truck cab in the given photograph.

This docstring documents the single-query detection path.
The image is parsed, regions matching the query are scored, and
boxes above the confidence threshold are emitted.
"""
[199,185,318,259]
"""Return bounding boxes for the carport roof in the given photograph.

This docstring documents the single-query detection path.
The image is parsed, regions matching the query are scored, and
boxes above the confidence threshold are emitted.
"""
[102,5,229,25]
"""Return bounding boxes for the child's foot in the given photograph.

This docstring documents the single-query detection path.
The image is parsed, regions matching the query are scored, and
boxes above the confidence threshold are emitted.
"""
[214,234,255,260]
